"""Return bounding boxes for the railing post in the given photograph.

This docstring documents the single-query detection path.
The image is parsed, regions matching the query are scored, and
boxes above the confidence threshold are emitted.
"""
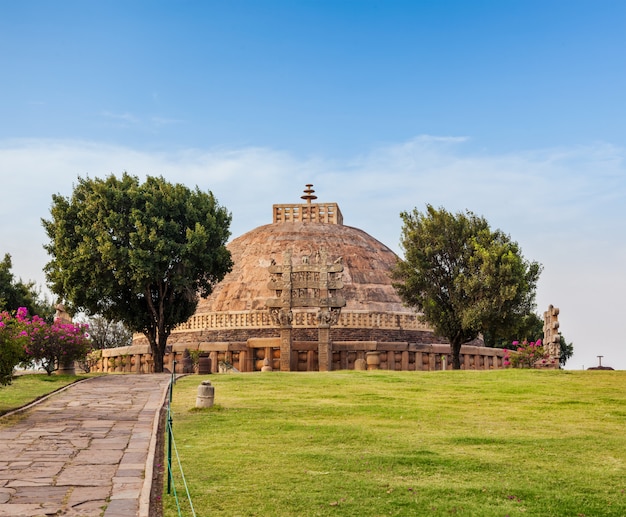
[167,361,176,495]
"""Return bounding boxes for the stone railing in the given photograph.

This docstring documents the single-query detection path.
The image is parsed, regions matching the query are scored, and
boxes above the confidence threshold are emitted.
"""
[273,202,343,225]
[174,310,432,332]
[174,311,275,331]
[336,311,432,331]
[89,340,506,373]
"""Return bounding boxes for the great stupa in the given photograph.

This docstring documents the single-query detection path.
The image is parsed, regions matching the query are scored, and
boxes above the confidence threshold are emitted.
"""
[146,184,497,372]
[122,185,505,373]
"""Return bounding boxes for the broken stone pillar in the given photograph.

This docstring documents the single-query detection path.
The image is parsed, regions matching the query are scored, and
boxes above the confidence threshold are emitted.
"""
[196,381,215,408]
[543,305,561,365]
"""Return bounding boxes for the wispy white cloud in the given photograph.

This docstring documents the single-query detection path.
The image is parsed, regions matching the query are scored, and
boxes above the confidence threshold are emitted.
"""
[100,111,186,131]
[0,136,624,370]
[101,111,140,125]
[150,116,184,128]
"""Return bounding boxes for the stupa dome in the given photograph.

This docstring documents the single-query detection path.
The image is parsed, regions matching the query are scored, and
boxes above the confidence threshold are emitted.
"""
[197,219,407,314]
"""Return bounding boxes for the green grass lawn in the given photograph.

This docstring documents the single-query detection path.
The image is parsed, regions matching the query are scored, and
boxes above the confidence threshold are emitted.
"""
[164,370,626,517]
[0,374,87,417]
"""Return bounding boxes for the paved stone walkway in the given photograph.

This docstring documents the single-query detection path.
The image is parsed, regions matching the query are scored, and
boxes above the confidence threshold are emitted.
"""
[0,374,171,517]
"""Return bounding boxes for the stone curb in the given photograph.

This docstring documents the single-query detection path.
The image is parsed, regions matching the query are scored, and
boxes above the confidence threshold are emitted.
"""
[139,378,171,517]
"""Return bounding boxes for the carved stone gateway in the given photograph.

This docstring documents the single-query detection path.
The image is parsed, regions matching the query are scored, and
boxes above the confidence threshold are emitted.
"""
[266,248,346,371]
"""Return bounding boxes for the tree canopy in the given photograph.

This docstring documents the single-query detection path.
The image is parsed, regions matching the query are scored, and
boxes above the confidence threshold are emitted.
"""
[42,173,233,372]
[392,205,542,369]
[0,253,54,321]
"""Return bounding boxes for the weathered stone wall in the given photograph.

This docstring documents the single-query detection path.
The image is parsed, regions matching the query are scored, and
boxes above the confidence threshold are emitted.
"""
[115,308,499,373]
[89,340,506,373]
[134,327,442,348]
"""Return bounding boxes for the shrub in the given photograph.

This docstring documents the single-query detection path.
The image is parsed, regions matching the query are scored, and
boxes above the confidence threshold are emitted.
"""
[504,339,558,369]
[0,308,29,385]
[22,311,92,375]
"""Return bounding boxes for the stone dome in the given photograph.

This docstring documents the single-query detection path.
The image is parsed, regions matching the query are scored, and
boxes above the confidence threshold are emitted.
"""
[196,220,408,315]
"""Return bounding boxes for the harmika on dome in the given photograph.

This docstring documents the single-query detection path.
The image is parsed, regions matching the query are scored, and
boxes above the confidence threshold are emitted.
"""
[132,185,504,373]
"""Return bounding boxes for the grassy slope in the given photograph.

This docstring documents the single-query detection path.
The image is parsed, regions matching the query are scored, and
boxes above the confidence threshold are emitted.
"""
[0,374,86,417]
[164,370,626,516]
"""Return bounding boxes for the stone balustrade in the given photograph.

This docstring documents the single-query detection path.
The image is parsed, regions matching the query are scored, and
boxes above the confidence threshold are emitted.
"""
[273,202,343,225]
[88,340,506,373]
[173,310,432,332]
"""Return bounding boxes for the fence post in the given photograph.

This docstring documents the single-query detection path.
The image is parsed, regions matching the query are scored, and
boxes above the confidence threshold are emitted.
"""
[167,361,176,495]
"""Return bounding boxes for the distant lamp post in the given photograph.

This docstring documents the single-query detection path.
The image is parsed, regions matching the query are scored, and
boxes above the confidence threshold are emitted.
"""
[587,354,614,371]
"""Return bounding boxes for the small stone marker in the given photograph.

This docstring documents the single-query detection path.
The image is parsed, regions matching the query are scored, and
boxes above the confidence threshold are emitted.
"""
[196,380,215,408]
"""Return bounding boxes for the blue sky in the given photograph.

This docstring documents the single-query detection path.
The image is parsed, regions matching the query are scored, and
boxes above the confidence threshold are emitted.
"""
[1,1,625,369]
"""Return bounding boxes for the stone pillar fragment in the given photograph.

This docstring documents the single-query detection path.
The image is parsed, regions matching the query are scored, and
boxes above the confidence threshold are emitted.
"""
[543,305,561,365]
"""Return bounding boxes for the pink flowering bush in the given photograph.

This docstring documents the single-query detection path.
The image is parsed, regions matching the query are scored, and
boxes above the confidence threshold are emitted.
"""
[23,311,91,375]
[504,339,557,369]
[0,308,30,385]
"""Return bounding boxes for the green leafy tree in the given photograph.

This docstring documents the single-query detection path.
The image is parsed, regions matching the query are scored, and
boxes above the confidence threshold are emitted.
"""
[484,311,544,349]
[42,173,233,373]
[0,253,54,322]
[84,315,133,349]
[559,335,574,367]
[392,205,541,369]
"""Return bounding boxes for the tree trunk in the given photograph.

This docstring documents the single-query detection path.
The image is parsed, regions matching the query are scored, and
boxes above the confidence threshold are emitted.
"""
[145,330,166,373]
[152,346,165,373]
[451,339,463,370]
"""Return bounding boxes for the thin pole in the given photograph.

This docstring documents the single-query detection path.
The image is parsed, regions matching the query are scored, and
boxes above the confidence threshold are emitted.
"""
[167,361,176,494]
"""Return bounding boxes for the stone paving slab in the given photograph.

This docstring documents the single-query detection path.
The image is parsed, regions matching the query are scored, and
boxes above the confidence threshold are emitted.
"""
[0,374,171,517]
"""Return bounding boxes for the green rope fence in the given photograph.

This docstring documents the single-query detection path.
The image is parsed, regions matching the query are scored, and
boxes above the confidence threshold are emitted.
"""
[166,363,197,517]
